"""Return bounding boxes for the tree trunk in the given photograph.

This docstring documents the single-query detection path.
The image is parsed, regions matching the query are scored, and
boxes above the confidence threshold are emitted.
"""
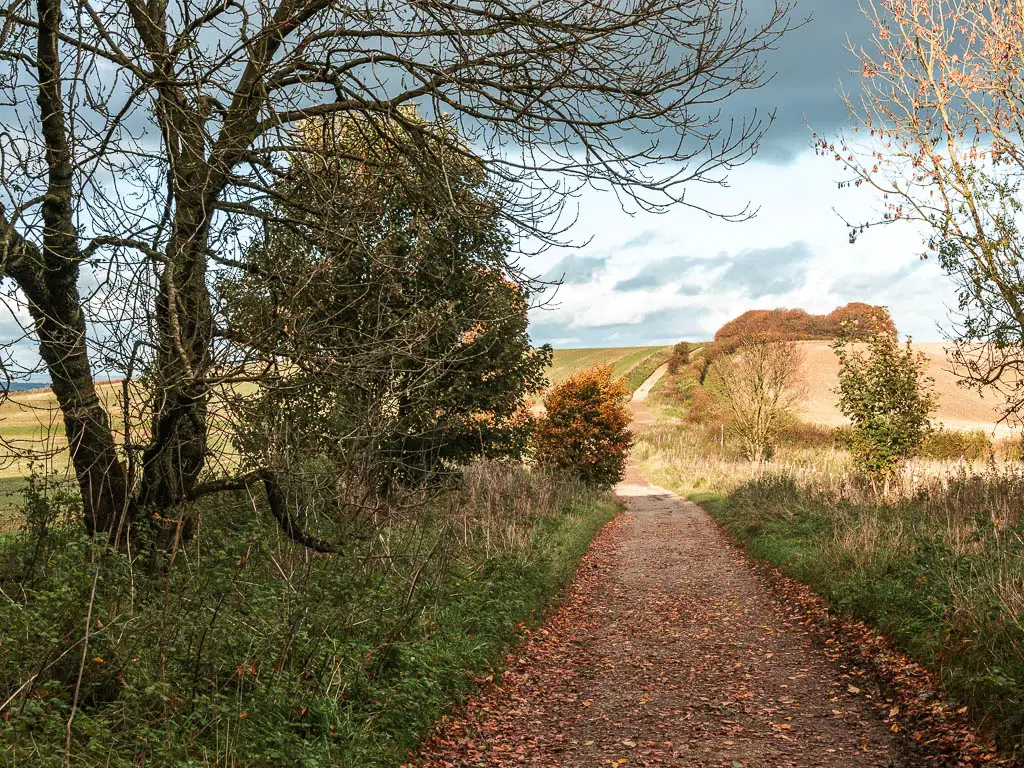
[138,202,214,516]
[28,281,133,539]
[6,0,132,540]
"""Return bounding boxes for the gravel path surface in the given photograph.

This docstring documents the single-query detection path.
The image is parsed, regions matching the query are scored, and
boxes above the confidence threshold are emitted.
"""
[408,460,905,767]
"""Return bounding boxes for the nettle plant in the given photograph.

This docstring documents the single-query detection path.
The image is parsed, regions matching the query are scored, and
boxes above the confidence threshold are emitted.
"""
[833,323,937,477]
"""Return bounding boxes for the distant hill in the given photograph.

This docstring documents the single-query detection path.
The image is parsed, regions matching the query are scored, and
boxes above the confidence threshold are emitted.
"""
[715,303,895,342]
[4,382,51,393]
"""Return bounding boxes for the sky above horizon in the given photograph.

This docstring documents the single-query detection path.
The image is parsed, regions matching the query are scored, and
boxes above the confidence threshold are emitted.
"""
[526,1,957,348]
[0,1,961,383]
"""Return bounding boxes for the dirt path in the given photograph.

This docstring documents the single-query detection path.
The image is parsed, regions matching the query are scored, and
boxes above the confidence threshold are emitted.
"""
[408,368,904,767]
[631,363,669,404]
[410,459,906,767]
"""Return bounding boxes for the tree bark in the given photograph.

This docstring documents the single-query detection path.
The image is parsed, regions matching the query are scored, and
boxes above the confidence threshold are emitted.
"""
[27,275,133,538]
[1,0,133,540]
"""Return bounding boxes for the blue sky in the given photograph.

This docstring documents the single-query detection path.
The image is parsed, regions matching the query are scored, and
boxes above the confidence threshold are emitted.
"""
[526,1,956,347]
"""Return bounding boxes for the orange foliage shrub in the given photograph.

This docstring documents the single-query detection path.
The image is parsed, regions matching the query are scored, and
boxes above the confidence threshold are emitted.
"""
[534,365,633,488]
[714,302,895,342]
[684,387,719,424]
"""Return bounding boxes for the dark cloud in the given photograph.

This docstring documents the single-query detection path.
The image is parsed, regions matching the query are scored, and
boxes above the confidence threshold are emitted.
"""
[716,242,814,298]
[677,283,703,296]
[612,242,813,298]
[614,256,694,292]
[543,254,611,285]
[723,2,874,163]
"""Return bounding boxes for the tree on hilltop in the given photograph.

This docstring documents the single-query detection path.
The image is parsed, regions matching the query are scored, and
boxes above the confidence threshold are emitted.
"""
[714,304,895,342]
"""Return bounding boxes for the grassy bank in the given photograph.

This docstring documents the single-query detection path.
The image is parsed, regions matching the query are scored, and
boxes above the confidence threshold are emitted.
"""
[634,421,1024,753]
[619,347,674,394]
[0,463,616,767]
[545,346,666,386]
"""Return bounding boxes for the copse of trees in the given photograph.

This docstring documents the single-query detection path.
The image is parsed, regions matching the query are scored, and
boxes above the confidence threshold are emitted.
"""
[714,303,896,343]
[667,341,694,375]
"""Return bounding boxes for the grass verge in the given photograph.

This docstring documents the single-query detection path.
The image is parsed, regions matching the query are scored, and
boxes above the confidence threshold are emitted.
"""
[0,463,617,767]
[635,421,1024,756]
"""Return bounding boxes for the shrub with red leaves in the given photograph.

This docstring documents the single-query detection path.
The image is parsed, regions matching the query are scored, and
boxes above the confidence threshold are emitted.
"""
[535,365,633,488]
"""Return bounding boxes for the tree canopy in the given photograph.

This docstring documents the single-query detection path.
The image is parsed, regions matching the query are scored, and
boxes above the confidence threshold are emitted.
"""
[715,303,896,342]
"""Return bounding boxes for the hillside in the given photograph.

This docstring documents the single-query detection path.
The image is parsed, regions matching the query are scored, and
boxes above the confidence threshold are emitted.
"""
[545,346,667,384]
[794,341,1011,435]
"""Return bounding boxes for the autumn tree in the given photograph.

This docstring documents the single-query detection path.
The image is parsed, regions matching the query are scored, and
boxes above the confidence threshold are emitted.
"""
[707,334,804,460]
[714,304,895,342]
[668,341,693,374]
[535,366,633,488]
[0,0,795,546]
[833,328,936,477]
[835,0,1024,424]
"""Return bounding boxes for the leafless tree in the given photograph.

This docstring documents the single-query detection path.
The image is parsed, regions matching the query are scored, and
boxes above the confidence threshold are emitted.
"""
[708,334,804,460]
[0,0,795,546]
[831,0,1024,425]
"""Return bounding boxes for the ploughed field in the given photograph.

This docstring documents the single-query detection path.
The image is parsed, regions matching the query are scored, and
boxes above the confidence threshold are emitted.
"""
[794,340,1012,436]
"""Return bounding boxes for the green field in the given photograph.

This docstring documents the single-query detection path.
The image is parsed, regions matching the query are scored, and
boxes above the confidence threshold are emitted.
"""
[0,346,676,523]
[545,346,669,385]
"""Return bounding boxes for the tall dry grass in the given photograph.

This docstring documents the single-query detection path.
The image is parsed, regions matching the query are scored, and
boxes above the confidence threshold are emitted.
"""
[0,458,615,766]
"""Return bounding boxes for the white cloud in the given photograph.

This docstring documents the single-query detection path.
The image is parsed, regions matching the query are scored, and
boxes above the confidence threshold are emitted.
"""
[528,150,955,345]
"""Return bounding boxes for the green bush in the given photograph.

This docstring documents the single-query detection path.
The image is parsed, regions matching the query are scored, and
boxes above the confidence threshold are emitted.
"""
[833,327,937,476]
[921,429,992,461]
[0,465,615,767]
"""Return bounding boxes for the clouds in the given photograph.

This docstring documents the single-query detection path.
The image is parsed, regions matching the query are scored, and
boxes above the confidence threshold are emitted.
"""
[716,242,814,298]
[529,307,706,348]
[543,254,610,285]
[611,242,814,299]
[529,239,823,347]
[830,259,927,297]
[729,2,874,162]
[614,257,692,292]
